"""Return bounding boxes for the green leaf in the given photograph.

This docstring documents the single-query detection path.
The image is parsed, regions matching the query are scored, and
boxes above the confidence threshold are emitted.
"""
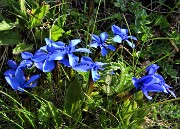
[29,5,49,28]
[155,15,169,29]
[0,21,15,31]
[51,25,65,41]
[12,43,33,54]
[38,102,62,128]
[141,34,148,42]
[171,31,180,44]
[64,77,83,117]
[0,30,21,46]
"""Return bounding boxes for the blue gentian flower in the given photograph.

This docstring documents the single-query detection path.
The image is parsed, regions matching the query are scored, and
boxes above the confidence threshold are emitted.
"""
[32,39,65,72]
[32,50,62,72]
[73,56,106,82]
[55,39,91,67]
[146,64,160,74]
[5,68,41,92]
[111,25,137,48]
[32,38,91,71]
[89,32,116,56]
[4,52,34,77]
[132,74,176,100]
[40,38,65,53]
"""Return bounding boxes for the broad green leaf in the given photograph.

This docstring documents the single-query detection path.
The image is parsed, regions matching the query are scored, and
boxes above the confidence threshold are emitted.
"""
[12,43,33,54]
[64,77,83,117]
[51,25,65,41]
[0,30,21,46]
[29,5,49,28]
[0,21,15,31]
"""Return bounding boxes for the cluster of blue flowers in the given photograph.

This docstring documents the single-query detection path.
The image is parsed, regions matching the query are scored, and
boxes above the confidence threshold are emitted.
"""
[4,25,176,100]
[132,64,176,100]
[4,25,138,92]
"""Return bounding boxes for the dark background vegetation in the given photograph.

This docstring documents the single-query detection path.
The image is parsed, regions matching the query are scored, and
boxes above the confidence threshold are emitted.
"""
[0,0,179,128]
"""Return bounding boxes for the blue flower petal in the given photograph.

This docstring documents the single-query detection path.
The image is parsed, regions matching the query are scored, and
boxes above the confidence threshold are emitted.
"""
[113,35,122,43]
[45,38,53,45]
[128,36,138,41]
[39,46,47,51]
[73,63,90,72]
[25,60,33,68]
[7,60,18,69]
[4,69,16,77]
[89,42,99,48]
[138,75,157,87]
[26,74,41,85]
[132,77,139,90]
[70,39,81,47]
[81,56,93,63]
[46,42,54,53]
[94,62,106,66]
[100,32,108,43]
[19,60,33,69]
[5,76,20,90]
[15,68,26,85]
[141,87,152,100]
[21,52,33,59]
[91,34,100,43]
[91,69,100,82]
[120,29,128,35]
[145,83,167,93]
[75,48,91,53]
[125,40,135,48]
[32,51,48,62]
[23,82,38,88]
[68,54,79,67]
[19,60,27,69]
[34,61,44,71]
[108,44,116,51]
[146,64,159,74]
[49,51,64,60]
[154,74,165,83]
[43,60,55,72]
[111,25,121,35]
[101,47,108,56]
[52,41,65,49]
[60,57,70,67]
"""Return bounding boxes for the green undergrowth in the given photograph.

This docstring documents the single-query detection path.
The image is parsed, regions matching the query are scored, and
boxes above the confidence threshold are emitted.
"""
[0,0,179,128]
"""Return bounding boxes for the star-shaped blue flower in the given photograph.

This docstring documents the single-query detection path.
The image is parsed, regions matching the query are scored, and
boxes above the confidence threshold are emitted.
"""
[5,68,41,92]
[73,56,106,82]
[112,25,137,48]
[55,39,91,67]
[89,32,116,56]
[32,38,65,72]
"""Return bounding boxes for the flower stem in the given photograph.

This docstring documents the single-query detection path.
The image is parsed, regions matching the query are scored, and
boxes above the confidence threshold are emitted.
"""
[87,72,94,96]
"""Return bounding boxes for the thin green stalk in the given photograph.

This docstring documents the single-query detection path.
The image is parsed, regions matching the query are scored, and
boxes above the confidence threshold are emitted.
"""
[92,0,102,34]
[122,14,135,74]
